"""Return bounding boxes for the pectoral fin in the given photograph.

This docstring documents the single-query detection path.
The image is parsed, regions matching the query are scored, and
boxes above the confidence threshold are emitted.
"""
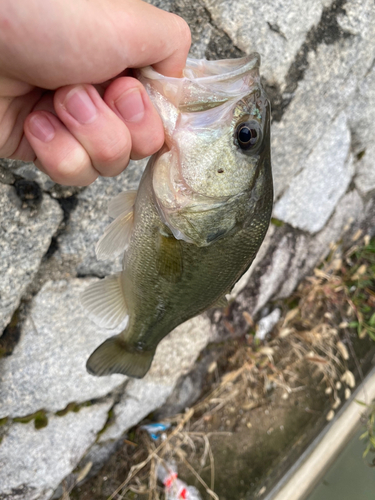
[96,211,134,260]
[156,232,183,283]
[95,190,137,260]
[108,190,137,219]
[87,335,155,378]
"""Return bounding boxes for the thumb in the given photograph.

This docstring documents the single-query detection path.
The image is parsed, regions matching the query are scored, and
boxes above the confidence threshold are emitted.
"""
[0,0,191,89]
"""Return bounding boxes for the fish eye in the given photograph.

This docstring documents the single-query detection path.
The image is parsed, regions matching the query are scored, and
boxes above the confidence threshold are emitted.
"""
[236,121,261,150]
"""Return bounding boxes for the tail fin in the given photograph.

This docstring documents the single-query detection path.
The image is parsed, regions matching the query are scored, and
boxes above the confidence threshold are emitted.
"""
[86,335,155,378]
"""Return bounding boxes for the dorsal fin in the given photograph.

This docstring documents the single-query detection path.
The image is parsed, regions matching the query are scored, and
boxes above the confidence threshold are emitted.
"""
[81,273,128,328]
[96,191,137,261]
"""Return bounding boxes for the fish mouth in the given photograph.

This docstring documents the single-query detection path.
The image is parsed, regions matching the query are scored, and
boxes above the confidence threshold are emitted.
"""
[182,53,261,82]
[140,53,260,84]
[138,53,262,114]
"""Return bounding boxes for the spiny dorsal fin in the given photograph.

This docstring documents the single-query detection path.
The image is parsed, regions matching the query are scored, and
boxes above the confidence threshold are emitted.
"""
[87,334,155,378]
[156,232,183,283]
[108,190,137,219]
[81,273,128,328]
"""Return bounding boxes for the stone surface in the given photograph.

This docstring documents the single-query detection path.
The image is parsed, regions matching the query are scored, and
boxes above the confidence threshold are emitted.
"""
[269,0,375,199]
[348,61,375,196]
[273,113,354,233]
[0,279,125,419]
[0,400,113,500]
[202,0,331,83]
[0,184,63,333]
[56,159,147,277]
[256,308,281,341]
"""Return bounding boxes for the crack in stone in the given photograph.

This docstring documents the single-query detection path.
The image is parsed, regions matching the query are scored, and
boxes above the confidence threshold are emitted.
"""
[0,309,22,357]
[267,21,287,41]
[273,0,352,122]
[0,190,79,343]
[195,0,245,59]
[0,485,36,500]
[95,383,130,439]
[76,272,103,279]
[1,389,126,433]
[43,194,79,260]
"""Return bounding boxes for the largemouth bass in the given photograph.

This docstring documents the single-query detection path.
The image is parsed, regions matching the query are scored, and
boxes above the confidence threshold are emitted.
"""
[82,54,273,378]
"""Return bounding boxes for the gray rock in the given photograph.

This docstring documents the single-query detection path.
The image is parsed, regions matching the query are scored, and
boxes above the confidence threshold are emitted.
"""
[56,159,147,277]
[189,23,213,59]
[270,2,375,199]
[0,163,15,184]
[250,233,297,315]
[0,279,125,419]
[156,371,204,419]
[348,61,375,196]
[273,113,354,233]
[256,308,281,341]
[0,399,113,500]
[202,0,331,83]
[0,184,63,333]
[73,439,122,485]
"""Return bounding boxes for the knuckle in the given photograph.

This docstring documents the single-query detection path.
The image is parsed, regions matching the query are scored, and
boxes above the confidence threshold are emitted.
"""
[94,137,130,172]
[50,147,91,185]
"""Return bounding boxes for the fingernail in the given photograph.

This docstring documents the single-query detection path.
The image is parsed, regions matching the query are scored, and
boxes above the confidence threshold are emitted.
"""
[115,88,145,123]
[28,113,55,142]
[64,86,97,124]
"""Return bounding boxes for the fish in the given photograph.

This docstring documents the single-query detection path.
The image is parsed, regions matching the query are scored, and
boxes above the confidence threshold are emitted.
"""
[81,53,273,378]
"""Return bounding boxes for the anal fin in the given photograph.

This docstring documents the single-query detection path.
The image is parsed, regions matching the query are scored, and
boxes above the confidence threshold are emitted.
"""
[87,334,155,378]
[81,274,127,328]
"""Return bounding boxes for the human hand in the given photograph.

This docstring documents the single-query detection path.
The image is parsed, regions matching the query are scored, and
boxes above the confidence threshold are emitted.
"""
[0,0,190,185]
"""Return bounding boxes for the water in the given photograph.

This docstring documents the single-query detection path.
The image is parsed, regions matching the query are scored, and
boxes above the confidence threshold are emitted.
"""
[307,428,375,500]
